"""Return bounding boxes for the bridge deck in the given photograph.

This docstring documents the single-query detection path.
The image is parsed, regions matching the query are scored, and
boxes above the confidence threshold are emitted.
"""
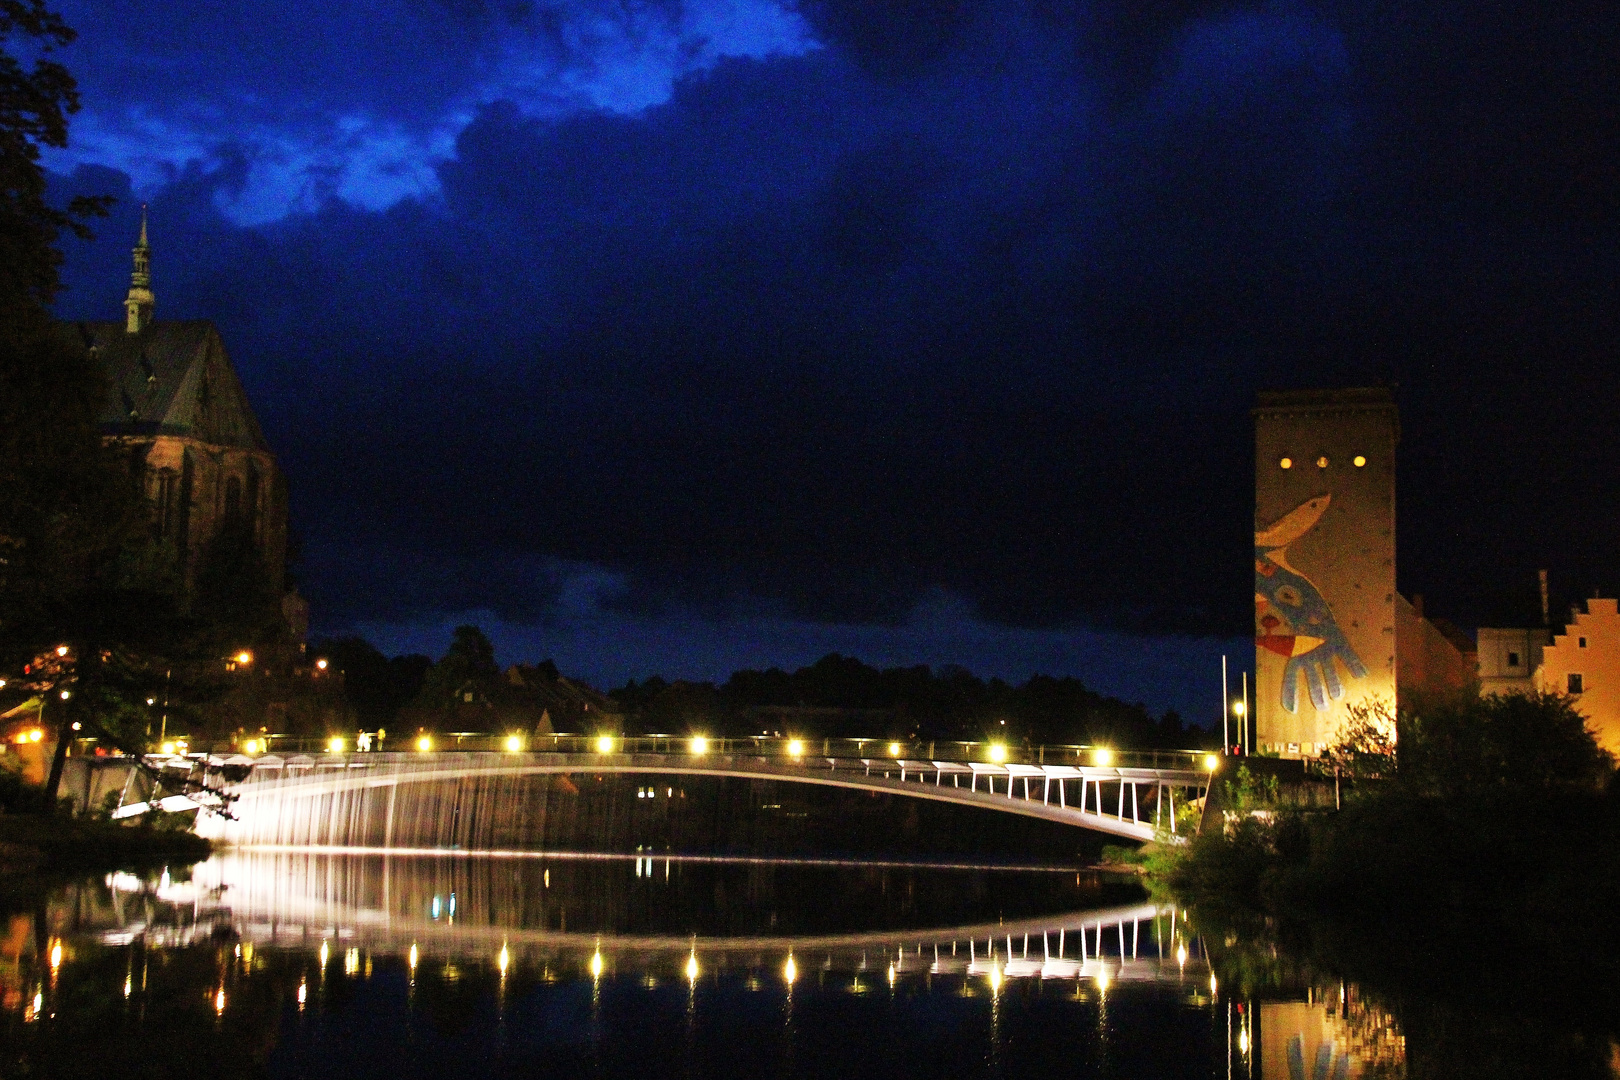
[170,750,1214,844]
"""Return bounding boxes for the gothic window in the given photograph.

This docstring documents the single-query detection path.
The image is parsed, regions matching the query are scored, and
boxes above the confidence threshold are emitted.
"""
[225,475,243,534]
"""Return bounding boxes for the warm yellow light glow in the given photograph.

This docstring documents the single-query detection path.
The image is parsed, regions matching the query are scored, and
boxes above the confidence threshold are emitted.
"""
[783,955,798,985]
[416,735,433,752]
[787,739,804,757]
[1210,971,1218,996]
[319,941,330,967]
[1353,455,1367,468]
[988,965,1002,993]
[160,741,176,755]
[58,690,69,700]
[1232,700,1245,717]
[686,953,700,982]
[316,658,329,670]
[27,729,43,743]
[887,964,895,987]
[1096,965,1110,994]
[124,976,132,998]
[327,736,345,754]
[596,735,615,754]
[1238,1026,1250,1054]
[888,741,901,757]
[297,980,307,1005]
[1279,457,1292,469]
[504,734,523,752]
[1204,754,1219,771]
[589,950,604,979]
[689,735,709,755]
[409,944,419,970]
[1316,455,1329,468]
[988,743,1007,763]
[498,945,510,975]
[56,645,68,656]
[49,942,61,970]
[344,948,360,975]
[1175,944,1188,968]
[215,988,227,1013]
[236,651,253,665]
[1093,747,1114,767]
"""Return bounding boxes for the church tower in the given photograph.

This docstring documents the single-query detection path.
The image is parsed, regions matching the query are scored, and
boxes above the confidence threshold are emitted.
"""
[125,206,154,333]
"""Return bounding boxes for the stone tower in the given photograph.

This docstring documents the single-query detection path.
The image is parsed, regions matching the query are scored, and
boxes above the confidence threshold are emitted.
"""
[1252,388,1398,757]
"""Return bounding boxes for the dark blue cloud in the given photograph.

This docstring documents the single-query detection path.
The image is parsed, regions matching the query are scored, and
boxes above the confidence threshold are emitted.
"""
[42,0,1620,703]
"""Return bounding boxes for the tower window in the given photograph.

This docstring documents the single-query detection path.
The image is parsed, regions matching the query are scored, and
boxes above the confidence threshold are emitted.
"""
[1569,673,1584,694]
[1579,637,1587,648]
[1507,651,1520,667]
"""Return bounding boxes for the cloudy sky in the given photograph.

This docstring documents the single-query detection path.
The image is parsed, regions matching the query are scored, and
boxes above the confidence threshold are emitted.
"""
[39,0,1620,718]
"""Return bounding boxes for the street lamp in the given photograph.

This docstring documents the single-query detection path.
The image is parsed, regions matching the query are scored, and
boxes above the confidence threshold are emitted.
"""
[988,743,1008,763]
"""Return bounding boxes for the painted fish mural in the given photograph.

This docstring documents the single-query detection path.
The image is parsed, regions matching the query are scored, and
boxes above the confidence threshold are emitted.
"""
[1255,494,1368,712]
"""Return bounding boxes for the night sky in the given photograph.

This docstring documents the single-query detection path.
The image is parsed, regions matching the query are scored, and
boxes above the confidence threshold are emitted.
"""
[38,0,1620,720]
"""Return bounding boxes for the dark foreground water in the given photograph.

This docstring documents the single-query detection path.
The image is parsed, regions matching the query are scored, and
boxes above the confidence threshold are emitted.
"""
[0,851,1438,1080]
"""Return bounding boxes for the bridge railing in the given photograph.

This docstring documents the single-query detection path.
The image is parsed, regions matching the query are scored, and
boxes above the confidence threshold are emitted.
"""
[215,732,1216,773]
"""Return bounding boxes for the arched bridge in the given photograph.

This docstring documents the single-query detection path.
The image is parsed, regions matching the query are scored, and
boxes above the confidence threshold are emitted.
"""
[164,737,1217,845]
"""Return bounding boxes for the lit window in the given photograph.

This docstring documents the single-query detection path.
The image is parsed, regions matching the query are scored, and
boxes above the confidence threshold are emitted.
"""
[1279,457,1292,469]
[1315,456,1329,468]
[1353,455,1367,467]
[1569,673,1584,694]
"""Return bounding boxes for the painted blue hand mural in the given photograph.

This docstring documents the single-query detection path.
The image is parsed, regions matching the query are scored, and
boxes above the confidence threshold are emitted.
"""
[1255,495,1368,713]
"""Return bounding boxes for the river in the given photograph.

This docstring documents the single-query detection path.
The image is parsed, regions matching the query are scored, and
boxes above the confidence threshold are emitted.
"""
[4,847,1615,1077]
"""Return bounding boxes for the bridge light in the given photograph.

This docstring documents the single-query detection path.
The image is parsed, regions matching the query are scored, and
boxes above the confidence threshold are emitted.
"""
[327,736,345,754]
[242,739,258,755]
[27,728,43,743]
[783,955,797,985]
[887,742,901,757]
[504,734,523,752]
[596,735,615,754]
[988,743,1007,763]
[787,739,804,758]
[1204,754,1219,771]
[417,735,434,752]
[689,735,709,755]
[160,741,176,755]
[59,689,70,700]
[1231,700,1245,717]
[1093,747,1114,767]
[236,651,253,665]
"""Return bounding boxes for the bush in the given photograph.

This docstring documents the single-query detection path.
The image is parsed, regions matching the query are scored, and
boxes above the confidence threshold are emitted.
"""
[1398,691,1612,799]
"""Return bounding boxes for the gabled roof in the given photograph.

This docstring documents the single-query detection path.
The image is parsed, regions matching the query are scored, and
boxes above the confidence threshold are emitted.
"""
[64,320,270,453]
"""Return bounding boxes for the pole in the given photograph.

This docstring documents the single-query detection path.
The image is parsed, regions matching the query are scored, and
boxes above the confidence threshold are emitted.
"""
[1221,655,1230,753]
[1241,672,1249,755]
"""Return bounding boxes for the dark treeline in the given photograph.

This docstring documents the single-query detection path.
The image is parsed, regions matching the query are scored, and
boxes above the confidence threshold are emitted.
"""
[611,652,1210,748]
[311,631,1210,750]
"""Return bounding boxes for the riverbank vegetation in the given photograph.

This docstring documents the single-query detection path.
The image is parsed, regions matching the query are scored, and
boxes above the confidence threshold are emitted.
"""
[1151,693,1620,945]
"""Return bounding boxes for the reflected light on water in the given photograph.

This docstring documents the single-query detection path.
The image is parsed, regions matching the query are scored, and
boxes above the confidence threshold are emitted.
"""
[297,980,307,1007]
[498,945,510,975]
[409,943,419,971]
[590,950,604,979]
[1096,965,1110,995]
[686,953,700,983]
[319,941,329,967]
[783,955,798,985]
[49,942,61,971]
[987,965,1002,994]
[214,988,226,1014]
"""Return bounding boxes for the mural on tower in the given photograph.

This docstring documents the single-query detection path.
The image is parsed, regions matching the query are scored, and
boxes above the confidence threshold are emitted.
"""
[1252,389,1398,758]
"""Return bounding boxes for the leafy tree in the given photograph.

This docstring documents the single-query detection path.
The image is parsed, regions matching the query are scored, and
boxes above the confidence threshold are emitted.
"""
[1396,691,1612,799]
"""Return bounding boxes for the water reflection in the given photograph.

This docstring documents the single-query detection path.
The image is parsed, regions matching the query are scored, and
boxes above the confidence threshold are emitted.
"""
[0,855,1483,1078]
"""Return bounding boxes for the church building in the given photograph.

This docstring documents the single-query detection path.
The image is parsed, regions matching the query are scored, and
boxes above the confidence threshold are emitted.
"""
[69,214,288,596]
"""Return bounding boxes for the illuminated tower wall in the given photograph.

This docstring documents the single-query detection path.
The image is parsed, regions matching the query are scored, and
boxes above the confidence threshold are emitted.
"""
[1252,388,1398,757]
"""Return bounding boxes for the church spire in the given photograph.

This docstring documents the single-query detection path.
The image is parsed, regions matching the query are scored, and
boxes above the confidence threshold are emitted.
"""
[125,205,154,333]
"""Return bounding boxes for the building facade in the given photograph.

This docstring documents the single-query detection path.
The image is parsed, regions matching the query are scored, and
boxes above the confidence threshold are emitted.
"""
[1477,626,1549,696]
[67,215,288,595]
[1536,597,1620,754]
[1253,388,1400,757]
